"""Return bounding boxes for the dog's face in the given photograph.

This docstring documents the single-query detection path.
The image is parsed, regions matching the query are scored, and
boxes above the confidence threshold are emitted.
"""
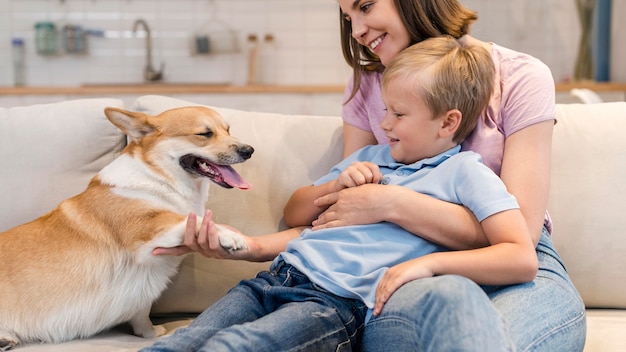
[104,106,253,189]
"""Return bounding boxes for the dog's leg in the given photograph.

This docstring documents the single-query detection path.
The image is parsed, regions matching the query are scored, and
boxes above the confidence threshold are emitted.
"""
[0,335,18,351]
[128,306,167,339]
[215,224,249,253]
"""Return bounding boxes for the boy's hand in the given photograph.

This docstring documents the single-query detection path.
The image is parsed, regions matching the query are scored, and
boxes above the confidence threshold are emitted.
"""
[373,257,435,316]
[153,210,253,260]
[336,161,383,189]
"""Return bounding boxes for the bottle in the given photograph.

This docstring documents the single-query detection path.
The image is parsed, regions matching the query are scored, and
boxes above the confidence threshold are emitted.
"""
[246,34,259,85]
[12,38,25,86]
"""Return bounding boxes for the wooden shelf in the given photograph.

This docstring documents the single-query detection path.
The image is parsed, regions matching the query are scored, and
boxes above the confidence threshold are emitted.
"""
[0,84,346,96]
[1,82,625,96]
[555,82,626,92]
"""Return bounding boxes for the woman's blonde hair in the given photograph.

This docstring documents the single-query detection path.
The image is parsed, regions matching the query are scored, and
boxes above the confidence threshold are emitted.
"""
[382,36,494,143]
[340,0,478,101]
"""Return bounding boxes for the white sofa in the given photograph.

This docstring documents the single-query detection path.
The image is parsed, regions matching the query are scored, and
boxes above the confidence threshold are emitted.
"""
[1,95,625,351]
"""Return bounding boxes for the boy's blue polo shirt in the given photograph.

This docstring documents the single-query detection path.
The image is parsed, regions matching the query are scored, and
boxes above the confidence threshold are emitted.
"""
[276,144,519,314]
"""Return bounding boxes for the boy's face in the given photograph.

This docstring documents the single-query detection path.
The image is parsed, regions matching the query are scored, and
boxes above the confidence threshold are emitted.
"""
[381,76,449,164]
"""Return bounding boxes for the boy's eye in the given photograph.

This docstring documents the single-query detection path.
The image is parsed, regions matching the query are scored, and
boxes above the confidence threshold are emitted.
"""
[383,108,404,118]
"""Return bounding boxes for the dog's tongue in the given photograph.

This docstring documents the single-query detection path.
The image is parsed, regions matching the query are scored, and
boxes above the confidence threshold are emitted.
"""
[215,164,252,189]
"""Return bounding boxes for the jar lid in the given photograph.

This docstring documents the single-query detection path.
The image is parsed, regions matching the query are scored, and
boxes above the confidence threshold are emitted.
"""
[35,21,55,29]
[12,38,24,45]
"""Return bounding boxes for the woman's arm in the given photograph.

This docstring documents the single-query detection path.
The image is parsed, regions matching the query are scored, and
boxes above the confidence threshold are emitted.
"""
[315,120,487,250]
[313,184,486,249]
[388,120,553,249]
[313,119,552,250]
[342,122,377,158]
[373,208,538,315]
[500,120,553,245]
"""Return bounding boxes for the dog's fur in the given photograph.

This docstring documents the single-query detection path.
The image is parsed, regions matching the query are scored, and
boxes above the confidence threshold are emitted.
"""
[0,106,253,350]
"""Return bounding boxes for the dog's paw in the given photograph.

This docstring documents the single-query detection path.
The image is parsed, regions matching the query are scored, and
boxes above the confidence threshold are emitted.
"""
[130,311,169,339]
[150,324,168,338]
[216,225,249,253]
[133,323,168,339]
[0,337,17,351]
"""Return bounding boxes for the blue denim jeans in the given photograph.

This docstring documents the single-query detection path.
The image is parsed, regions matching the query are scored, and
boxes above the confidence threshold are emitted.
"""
[142,261,367,352]
[360,228,587,352]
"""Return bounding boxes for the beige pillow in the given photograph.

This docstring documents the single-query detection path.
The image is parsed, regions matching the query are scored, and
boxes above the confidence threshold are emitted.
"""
[133,95,345,314]
[0,98,126,232]
[549,102,626,308]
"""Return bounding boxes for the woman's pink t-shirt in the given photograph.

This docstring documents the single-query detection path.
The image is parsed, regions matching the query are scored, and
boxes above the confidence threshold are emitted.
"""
[342,43,556,231]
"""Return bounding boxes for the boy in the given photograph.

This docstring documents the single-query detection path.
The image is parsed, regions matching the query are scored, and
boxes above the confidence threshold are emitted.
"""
[144,36,537,352]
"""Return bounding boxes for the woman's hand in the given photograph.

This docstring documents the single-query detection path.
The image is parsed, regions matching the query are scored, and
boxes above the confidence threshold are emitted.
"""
[283,162,381,228]
[312,183,394,230]
[313,183,486,250]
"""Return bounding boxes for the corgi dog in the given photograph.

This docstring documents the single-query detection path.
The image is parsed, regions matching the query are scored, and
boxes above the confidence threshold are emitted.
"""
[0,106,253,350]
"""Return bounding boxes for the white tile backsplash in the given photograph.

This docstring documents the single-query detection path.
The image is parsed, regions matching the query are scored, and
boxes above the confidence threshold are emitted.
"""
[0,0,624,87]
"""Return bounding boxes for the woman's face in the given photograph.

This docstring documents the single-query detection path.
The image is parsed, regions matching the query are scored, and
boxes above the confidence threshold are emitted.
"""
[339,0,412,66]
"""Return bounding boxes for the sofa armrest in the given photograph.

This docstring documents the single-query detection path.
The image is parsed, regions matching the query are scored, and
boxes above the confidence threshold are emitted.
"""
[550,102,626,309]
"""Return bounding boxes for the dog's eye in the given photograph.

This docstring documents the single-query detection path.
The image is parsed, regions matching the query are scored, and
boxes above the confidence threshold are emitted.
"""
[197,130,213,138]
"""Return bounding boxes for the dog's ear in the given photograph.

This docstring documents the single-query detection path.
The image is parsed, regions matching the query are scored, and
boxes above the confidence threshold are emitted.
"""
[104,107,156,142]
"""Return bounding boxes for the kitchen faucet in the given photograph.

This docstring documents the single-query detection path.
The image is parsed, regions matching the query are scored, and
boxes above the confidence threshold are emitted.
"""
[132,19,163,82]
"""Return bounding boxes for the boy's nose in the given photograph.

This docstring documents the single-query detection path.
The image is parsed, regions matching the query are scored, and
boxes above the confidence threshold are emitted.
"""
[380,113,392,131]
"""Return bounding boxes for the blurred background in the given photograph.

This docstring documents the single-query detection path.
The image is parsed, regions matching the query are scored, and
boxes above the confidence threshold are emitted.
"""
[1,0,624,113]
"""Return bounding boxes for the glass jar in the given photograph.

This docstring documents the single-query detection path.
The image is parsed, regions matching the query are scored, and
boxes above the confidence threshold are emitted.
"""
[63,25,86,54]
[35,21,57,55]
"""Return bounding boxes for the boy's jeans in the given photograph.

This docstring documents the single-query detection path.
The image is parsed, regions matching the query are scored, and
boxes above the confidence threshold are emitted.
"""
[142,260,367,352]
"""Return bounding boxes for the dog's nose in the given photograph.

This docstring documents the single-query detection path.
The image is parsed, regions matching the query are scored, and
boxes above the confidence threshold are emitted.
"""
[238,145,254,160]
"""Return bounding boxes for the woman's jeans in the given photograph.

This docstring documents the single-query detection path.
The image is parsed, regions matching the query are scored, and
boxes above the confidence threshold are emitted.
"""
[141,261,367,352]
[360,228,587,352]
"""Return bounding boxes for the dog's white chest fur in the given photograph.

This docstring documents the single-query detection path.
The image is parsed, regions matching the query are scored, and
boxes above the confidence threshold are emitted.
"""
[99,153,208,216]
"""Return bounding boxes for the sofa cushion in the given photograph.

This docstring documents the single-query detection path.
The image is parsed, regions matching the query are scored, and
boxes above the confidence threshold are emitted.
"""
[132,95,345,314]
[136,96,626,314]
[0,98,127,232]
[549,102,626,309]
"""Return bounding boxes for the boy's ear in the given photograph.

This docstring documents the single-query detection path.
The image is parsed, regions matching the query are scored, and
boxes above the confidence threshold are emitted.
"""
[439,109,462,138]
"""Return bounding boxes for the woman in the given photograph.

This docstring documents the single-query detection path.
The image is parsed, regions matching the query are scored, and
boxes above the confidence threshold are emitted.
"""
[158,1,586,350]
[293,0,585,350]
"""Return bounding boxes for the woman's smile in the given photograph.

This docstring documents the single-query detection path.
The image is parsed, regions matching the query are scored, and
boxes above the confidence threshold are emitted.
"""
[369,34,385,51]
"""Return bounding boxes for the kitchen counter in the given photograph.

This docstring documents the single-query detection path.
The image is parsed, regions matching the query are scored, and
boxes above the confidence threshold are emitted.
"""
[0,84,347,96]
[554,81,626,92]
[1,82,626,96]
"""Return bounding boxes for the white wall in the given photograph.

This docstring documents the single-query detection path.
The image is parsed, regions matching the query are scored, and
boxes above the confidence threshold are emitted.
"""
[0,0,624,87]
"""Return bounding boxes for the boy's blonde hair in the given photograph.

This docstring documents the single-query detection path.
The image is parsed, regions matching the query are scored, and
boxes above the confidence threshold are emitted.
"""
[382,36,495,143]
